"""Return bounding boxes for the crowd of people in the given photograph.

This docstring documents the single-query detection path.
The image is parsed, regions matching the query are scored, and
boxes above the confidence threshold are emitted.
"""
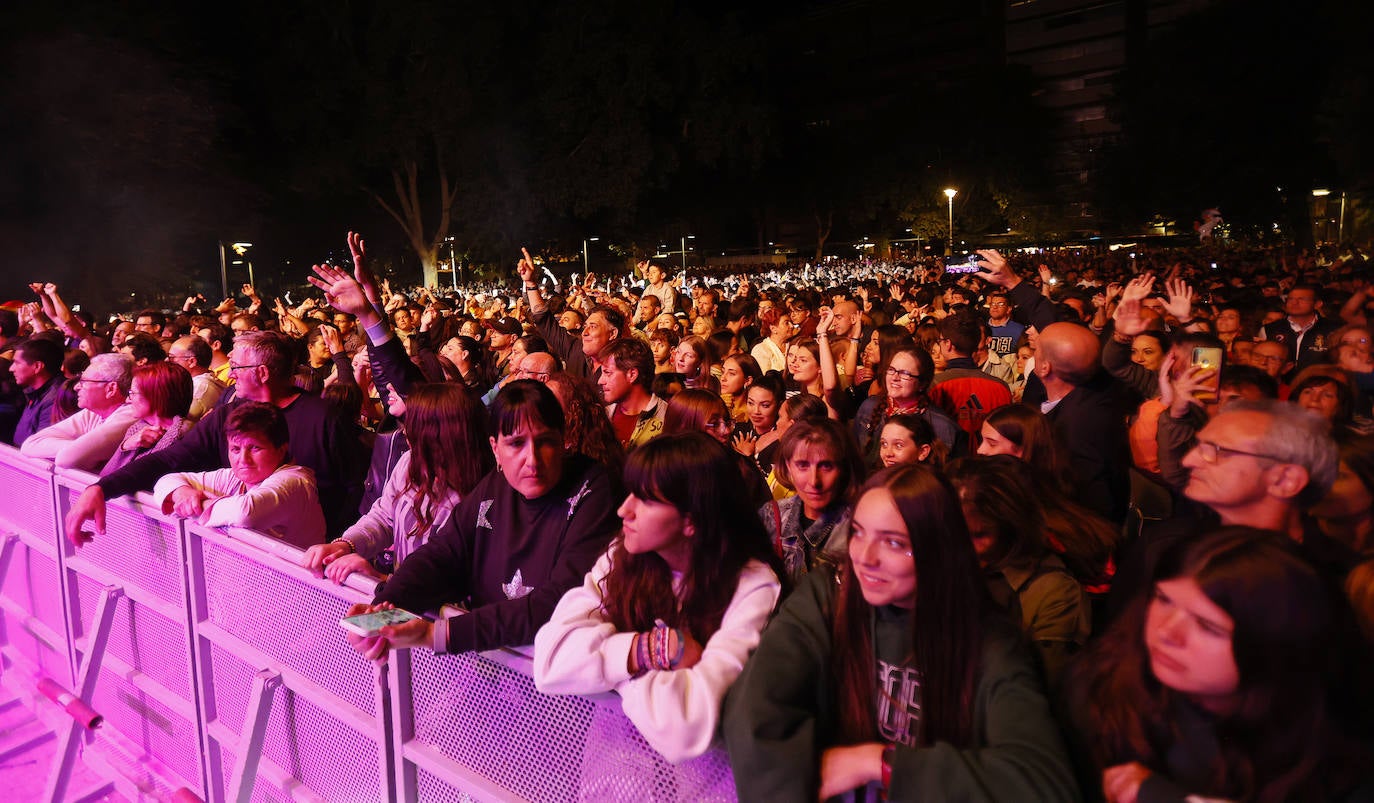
[2,231,1373,801]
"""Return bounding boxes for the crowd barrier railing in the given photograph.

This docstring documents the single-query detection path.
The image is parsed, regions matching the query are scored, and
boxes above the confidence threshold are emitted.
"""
[0,445,738,802]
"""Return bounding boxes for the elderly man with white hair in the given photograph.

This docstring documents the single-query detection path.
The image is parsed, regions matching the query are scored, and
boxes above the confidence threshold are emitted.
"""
[21,352,137,471]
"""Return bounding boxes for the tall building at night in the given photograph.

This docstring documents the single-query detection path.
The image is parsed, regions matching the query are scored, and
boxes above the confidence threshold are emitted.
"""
[1004,0,1216,230]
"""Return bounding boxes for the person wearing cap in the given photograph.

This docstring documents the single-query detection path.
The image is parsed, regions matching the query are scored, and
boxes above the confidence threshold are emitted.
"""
[484,315,523,381]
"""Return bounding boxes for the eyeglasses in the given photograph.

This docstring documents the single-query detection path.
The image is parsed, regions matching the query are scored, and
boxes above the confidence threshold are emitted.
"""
[229,363,264,373]
[75,377,114,386]
[886,367,922,383]
[1191,438,1284,465]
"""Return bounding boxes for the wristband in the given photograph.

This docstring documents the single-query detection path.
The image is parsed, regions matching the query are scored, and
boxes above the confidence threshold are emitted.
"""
[338,539,356,555]
[1175,317,1195,327]
[523,283,539,292]
[881,744,895,796]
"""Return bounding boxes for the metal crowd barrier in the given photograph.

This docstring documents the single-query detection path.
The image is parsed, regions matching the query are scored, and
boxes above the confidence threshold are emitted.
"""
[0,445,737,802]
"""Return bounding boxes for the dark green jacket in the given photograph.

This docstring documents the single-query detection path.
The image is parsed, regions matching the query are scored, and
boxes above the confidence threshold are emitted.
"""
[723,568,1081,802]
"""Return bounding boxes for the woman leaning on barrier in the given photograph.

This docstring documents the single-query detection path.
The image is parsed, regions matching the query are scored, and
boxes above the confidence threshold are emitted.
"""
[300,382,491,584]
[532,432,784,764]
[343,380,619,659]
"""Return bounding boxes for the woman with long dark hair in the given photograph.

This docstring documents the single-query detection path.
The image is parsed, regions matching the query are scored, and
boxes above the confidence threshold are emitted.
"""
[534,432,784,763]
[725,465,1077,800]
[302,382,492,583]
[1069,527,1372,803]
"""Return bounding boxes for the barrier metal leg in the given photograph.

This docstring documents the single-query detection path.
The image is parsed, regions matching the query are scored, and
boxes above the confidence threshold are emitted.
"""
[227,669,281,803]
[388,650,416,803]
[41,584,124,803]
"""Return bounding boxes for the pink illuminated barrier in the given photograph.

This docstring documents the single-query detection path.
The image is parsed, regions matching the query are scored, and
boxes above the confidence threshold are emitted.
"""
[0,446,736,802]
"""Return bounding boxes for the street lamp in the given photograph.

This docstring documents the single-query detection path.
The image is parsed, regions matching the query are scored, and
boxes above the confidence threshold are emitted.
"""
[445,236,459,292]
[943,189,957,255]
[583,237,599,274]
[218,241,253,300]
[681,234,695,273]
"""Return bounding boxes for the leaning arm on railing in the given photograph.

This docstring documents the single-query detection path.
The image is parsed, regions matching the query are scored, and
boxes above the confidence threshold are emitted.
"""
[534,550,781,764]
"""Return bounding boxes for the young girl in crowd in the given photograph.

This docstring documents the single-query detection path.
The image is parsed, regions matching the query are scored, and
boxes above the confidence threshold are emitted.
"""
[760,417,866,581]
[154,402,325,548]
[853,345,961,467]
[673,336,717,393]
[1069,528,1373,803]
[732,373,785,474]
[533,432,784,763]
[978,403,1074,495]
[785,336,825,400]
[725,465,1078,801]
[719,353,762,423]
[301,383,491,583]
[877,412,946,469]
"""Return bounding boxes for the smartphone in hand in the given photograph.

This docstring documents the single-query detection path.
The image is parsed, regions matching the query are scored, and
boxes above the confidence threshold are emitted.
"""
[340,608,420,637]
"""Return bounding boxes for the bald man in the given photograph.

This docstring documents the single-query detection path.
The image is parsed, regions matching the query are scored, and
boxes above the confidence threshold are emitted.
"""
[1035,322,1130,521]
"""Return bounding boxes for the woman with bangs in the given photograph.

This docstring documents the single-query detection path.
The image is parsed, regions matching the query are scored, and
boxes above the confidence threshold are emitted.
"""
[725,465,1078,801]
[534,432,784,763]
[302,382,492,583]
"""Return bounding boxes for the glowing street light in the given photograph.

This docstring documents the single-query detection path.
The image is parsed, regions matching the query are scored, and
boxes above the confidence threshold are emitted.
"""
[218,241,253,300]
[583,237,599,274]
[681,234,695,273]
[943,189,957,255]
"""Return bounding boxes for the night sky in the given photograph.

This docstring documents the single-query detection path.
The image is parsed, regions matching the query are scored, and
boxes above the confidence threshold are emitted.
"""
[0,1,1365,314]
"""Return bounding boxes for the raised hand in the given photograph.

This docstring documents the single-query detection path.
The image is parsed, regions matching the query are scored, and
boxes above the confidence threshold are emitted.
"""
[1120,273,1155,304]
[241,283,258,298]
[816,306,836,336]
[518,248,537,285]
[1162,278,1194,323]
[319,324,343,355]
[974,249,1018,289]
[44,282,58,295]
[28,282,44,294]
[308,263,375,320]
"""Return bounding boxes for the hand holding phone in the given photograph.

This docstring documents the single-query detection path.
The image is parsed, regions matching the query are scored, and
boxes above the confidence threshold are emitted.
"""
[340,607,420,637]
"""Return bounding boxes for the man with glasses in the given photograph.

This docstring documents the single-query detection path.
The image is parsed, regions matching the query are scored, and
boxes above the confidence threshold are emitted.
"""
[168,335,224,421]
[66,330,366,544]
[20,353,136,470]
[1109,399,1354,621]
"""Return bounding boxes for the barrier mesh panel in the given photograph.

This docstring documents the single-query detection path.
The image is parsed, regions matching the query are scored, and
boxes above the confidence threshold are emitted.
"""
[416,767,479,803]
[199,537,377,718]
[66,493,185,608]
[206,640,253,734]
[408,650,736,803]
[90,663,202,793]
[72,575,193,702]
[201,619,382,801]
[1,542,66,643]
[0,460,53,534]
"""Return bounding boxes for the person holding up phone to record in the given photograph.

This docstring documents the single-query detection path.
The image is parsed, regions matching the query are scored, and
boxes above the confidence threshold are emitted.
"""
[1103,275,1224,476]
